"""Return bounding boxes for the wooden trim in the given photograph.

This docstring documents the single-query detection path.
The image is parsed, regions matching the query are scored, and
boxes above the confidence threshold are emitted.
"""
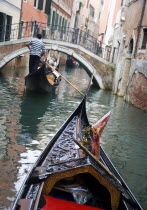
[43,165,121,210]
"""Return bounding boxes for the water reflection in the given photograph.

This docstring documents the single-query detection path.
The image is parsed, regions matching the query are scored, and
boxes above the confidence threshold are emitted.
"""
[20,92,56,140]
[100,97,147,208]
[0,65,146,209]
[0,67,27,209]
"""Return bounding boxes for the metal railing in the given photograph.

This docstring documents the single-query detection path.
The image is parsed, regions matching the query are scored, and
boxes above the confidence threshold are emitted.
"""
[0,21,113,62]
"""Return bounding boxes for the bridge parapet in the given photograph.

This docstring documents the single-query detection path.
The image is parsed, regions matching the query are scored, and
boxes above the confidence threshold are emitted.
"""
[0,22,114,90]
[0,43,104,89]
[0,39,114,89]
[0,21,112,62]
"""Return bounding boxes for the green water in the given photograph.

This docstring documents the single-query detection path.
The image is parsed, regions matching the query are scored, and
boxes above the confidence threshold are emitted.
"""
[0,65,146,209]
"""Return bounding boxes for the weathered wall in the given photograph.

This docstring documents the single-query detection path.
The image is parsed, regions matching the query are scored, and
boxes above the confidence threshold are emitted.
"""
[123,0,147,47]
[52,0,73,16]
[0,41,28,68]
[0,0,21,24]
[111,0,147,112]
[1,55,28,68]
[0,42,27,60]
[125,59,147,111]
[21,0,48,23]
[117,57,131,96]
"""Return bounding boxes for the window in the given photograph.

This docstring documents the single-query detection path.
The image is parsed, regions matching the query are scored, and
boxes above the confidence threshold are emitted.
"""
[0,12,13,41]
[0,12,5,42]
[56,13,59,25]
[142,28,147,49]
[128,38,134,54]
[47,15,50,26]
[77,2,82,11]
[47,9,52,26]
[19,21,24,39]
[74,16,78,28]
[65,19,67,27]
[34,0,37,7]
[54,12,59,29]
[42,29,46,38]
[5,15,12,41]
[38,0,43,10]
[45,0,51,15]
[64,19,67,33]
[89,5,94,18]
[62,18,65,27]
[52,11,56,26]
[59,16,62,29]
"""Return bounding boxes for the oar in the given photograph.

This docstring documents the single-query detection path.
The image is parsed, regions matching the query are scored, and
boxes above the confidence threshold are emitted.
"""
[44,60,91,102]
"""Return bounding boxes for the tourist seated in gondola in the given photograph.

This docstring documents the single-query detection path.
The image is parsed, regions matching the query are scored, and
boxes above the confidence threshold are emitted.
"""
[45,61,61,86]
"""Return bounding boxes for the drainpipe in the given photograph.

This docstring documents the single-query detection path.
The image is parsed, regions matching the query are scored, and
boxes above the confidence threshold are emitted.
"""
[18,0,23,39]
[134,0,146,57]
[19,0,23,23]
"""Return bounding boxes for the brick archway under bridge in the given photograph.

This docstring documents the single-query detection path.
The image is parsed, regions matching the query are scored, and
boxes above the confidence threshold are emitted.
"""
[0,44,104,89]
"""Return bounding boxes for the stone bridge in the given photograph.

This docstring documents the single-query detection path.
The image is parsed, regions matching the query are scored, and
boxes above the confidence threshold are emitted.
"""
[0,38,114,89]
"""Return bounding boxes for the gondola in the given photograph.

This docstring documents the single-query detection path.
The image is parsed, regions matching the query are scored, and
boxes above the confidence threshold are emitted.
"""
[66,56,78,68]
[25,63,60,93]
[12,97,143,210]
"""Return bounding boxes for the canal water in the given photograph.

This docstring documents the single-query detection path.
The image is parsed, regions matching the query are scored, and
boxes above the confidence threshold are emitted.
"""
[0,65,146,210]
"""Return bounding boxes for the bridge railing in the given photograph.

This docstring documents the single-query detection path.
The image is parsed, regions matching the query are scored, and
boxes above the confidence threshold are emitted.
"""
[0,21,113,62]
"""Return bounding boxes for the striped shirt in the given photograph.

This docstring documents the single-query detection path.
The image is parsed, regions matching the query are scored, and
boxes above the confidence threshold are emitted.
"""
[28,38,45,57]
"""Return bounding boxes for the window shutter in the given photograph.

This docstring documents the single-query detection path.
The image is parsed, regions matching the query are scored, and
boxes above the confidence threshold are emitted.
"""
[38,0,43,10]
[142,29,147,49]
[45,0,51,15]
[34,0,37,7]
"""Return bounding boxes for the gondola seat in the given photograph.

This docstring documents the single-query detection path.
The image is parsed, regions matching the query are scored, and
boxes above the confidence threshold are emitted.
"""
[41,195,106,210]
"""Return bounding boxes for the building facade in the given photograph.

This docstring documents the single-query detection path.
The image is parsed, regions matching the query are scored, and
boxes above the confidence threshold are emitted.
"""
[95,0,122,61]
[20,0,51,38]
[21,0,50,23]
[111,0,147,111]
[93,0,147,110]
[79,0,99,37]
[70,0,84,29]
[48,0,73,29]
[0,0,22,41]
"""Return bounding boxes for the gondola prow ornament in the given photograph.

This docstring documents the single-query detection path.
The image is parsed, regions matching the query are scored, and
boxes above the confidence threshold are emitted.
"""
[91,111,111,159]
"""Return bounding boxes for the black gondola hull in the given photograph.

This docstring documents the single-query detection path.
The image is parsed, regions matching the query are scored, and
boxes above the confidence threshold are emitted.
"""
[12,97,143,210]
[66,56,78,68]
[25,65,59,93]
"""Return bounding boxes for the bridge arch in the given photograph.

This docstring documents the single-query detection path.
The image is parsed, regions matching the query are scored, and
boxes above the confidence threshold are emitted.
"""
[0,44,104,88]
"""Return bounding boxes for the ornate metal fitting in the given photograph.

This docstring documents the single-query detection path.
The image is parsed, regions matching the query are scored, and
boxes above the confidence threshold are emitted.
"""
[81,125,93,145]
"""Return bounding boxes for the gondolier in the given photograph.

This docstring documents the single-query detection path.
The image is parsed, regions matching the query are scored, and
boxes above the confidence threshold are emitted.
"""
[27,33,46,74]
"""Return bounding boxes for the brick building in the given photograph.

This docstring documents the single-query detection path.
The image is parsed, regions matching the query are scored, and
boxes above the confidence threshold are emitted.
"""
[20,0,51,38]
[112,0,147,111]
